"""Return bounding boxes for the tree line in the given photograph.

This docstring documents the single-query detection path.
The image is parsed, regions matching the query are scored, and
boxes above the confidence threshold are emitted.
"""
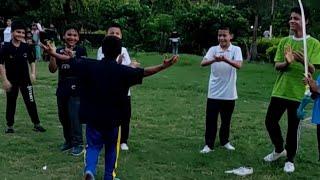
[1,0,320,56]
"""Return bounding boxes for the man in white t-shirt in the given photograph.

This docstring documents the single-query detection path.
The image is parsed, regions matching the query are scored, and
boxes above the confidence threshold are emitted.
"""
[96,23,139,151]
[3,19,12,44]
[200,26,243,154]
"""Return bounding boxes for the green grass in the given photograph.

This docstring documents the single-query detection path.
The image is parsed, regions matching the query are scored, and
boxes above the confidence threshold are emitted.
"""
[0,53,319,179]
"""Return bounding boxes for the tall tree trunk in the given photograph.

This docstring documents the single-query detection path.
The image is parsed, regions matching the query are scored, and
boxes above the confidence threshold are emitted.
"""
[250,15,259,61]
[269,0,275,38]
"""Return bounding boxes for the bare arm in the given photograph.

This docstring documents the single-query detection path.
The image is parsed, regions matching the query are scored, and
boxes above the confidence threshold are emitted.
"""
[30,62,36,75]
[200,58,216,67]
[48,56,58,73]
[144,56,179,77]
[0,64,8,81]
[30,62,36,83]
[223,58,242,69]
[275,61,289,71]
[277,47,315,73]
[41,43,72,61]
[304,74,320,94]
[0,64,12,91]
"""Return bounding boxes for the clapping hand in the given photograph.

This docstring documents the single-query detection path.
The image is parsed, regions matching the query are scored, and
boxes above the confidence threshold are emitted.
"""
[284,46,295,64]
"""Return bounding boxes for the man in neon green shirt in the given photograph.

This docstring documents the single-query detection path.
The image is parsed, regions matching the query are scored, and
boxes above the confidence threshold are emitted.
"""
[263,6,320,173]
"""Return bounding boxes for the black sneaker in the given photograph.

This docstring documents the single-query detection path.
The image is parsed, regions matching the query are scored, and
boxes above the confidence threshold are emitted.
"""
[60,143,72,152]
[71,145,84,156]
[5,127,14,133]
[33,125,46,132]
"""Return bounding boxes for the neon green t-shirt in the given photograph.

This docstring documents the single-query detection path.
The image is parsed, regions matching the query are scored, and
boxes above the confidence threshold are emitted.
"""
[272,36,320,102]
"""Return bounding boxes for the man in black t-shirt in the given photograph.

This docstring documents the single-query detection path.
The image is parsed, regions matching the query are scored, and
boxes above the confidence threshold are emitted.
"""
[43,36,178,180]
[0,21,46,133]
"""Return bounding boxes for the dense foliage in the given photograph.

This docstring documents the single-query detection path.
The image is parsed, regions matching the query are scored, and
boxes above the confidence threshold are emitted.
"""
[1,0,320,56]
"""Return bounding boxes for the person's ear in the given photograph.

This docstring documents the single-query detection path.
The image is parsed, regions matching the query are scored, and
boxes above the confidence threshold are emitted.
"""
[230,34,234,39]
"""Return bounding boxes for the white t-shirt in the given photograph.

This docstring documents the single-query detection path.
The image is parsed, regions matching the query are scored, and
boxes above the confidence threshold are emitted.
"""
[97,46,132,96]
[204,44,243,100]
[3,27,11,42]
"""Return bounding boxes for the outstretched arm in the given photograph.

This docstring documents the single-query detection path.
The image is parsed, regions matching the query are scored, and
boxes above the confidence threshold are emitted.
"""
[144,55,179,77]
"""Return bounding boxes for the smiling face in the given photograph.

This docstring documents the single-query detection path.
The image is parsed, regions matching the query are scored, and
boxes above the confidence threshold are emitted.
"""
[289,12,306,34]
[218,29,232,48]
[12,29,25,42]
[63,29,79,47]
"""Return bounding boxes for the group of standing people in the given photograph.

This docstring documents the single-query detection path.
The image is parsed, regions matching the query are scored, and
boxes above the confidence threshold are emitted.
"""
[1,5,320,180]
[1,19,178,180]
[199,6,320,174]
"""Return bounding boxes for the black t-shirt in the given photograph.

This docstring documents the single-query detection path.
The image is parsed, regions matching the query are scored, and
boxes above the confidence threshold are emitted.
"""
[0,42,35,84]
[55,46,87,97]
[69,57,144,131]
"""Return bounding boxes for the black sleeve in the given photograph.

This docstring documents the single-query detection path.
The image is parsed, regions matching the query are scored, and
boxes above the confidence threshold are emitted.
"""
[81,47,87,57]
[122,66,144,87]
[76,46,87,58]
[0,46,5,64]
[69,57,90,76]
[55,47,64,66]
[27,45,36,64]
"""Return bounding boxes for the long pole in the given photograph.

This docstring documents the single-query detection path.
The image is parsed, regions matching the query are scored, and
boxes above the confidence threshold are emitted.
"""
[298,0,308,80]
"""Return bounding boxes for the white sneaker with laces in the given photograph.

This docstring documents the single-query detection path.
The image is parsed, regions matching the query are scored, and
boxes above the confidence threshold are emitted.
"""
[120,143,129,150]
[223,142,235,150]
[263,149,287,162]
[283,162,295,173]
[200,145,213,153]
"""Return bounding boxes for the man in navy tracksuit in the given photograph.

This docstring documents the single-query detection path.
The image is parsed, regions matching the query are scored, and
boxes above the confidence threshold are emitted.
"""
[0,21,45,133]
[44,36,178,180]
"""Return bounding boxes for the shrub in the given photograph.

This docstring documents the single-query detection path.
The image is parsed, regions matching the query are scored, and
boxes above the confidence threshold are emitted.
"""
[257,38,281,62]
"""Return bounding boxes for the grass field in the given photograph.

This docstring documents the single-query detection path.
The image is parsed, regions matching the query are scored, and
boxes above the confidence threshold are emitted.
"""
[0,52,319,179]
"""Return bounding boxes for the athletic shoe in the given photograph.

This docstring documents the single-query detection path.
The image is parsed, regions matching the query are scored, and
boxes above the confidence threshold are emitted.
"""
[60,143,72,152]
[223,142,235,150]
[5,127,14,133]
[84,171,95,180]
[263,149,287,162]
[71,145,84,156]
[200,145,213,153]
[120,143,129,151]
[283,161,295,173]
[33,124,46,132]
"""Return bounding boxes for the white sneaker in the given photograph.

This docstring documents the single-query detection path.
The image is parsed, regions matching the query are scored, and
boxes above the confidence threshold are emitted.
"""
[263,149,287,162]
[200,145,213,153]
[223,142,235,150]
[120,143,129,150]
[283,162,295,173]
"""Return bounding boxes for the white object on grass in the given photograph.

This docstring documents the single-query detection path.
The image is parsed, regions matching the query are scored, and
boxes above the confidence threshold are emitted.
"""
[225,167,253,176]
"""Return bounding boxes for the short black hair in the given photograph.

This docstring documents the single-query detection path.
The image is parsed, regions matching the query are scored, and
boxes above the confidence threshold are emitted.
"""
[101,36,122,60]
[291,6,310,20]
[62,24,80,35]
[107,22,122,31]
[11,21,26,32]
[218,26,231,32]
